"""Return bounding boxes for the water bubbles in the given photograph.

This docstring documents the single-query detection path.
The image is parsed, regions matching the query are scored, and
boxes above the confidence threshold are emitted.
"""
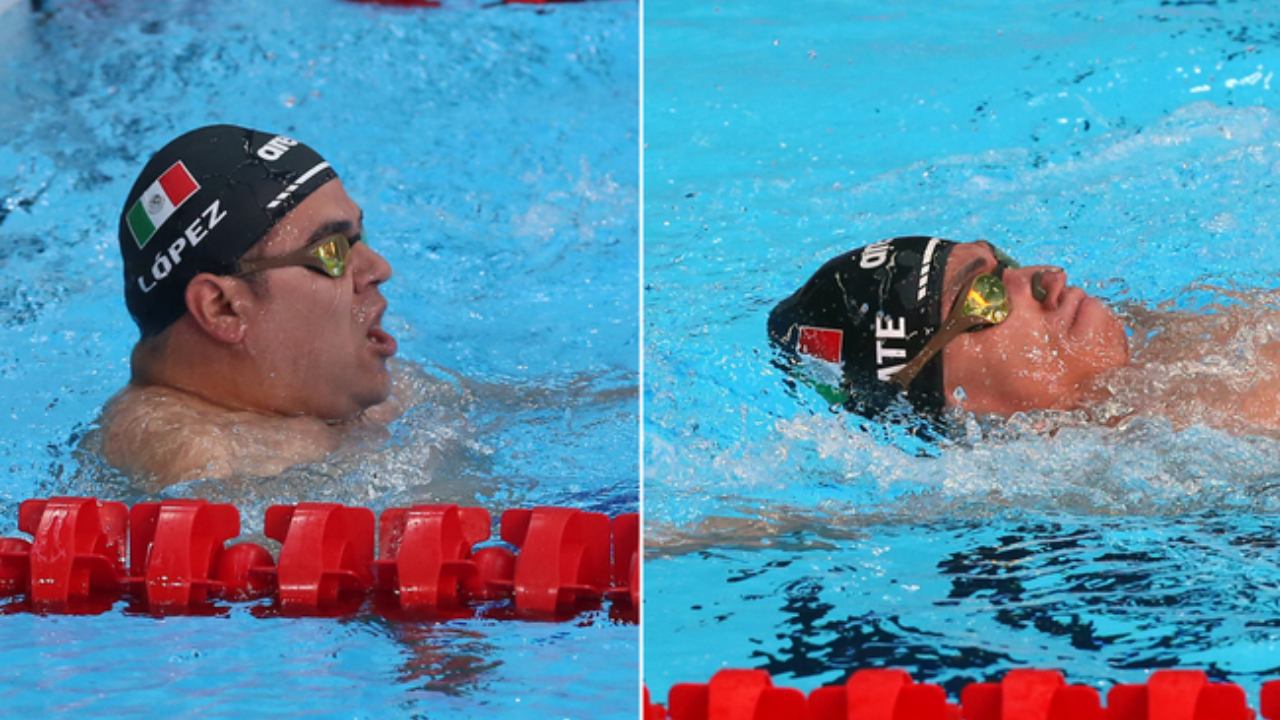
[1202,211,1237,234]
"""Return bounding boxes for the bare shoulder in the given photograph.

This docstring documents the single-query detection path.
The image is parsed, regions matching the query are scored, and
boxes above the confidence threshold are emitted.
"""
[99,386,232,483]
[100,385,338,486]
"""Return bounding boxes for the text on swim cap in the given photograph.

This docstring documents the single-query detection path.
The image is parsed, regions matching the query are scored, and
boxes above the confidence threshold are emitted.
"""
[875,314,907,381]
[256,135,298,162]
[860,239,893,269]
[136,199,228,293]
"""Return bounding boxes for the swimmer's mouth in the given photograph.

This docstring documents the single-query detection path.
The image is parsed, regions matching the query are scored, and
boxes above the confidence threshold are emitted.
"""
[367,305,397,358]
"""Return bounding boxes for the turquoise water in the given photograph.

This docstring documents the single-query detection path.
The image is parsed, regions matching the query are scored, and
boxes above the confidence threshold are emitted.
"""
[646,0,1280,703]
[0,0,637,716]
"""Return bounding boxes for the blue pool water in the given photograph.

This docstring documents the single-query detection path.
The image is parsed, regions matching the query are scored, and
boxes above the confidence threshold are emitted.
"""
[0,0,636,716]
[646,0,1280,704]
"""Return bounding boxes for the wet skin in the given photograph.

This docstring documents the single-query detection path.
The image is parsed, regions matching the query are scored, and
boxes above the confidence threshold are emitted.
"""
[938,241,1131,415]
[240,179,398,419]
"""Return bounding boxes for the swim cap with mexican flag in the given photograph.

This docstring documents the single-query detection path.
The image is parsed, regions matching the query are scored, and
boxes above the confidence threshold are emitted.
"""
[118,124,338,336]
[767,236,957,417]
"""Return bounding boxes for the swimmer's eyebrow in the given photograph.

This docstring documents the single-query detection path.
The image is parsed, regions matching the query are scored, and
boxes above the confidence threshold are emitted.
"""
[306,218,361,245]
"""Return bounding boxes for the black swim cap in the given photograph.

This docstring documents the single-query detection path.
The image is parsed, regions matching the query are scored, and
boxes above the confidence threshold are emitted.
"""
[118,124,339,336]
[768,236,957,417]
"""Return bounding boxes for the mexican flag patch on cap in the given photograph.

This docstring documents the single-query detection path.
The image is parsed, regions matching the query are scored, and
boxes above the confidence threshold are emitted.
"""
[126,161,200,249]
[797,325,843,364]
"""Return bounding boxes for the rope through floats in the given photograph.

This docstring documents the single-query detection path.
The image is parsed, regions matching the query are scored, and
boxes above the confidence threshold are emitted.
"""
[645,667,1280,720]
[0,497,638,620]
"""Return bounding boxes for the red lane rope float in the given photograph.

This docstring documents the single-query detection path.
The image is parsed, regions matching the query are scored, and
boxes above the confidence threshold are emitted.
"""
[265,503,375,611]
[129,499,258,608]
[18,497,128,606]
[0,496,637,620]
[647,668,1273,719]
[373,504,492,610]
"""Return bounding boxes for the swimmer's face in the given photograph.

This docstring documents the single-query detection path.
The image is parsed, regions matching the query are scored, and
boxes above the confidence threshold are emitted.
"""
[940,241,1129,414]
[241,179,397,419]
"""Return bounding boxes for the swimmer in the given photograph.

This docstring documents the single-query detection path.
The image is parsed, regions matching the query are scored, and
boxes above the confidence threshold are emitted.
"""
[99,124,401,485]
[769,236,1280,434]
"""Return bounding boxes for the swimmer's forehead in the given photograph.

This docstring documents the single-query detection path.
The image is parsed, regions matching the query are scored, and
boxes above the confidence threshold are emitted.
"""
[259,180,364,251]
[940,241,1000,319]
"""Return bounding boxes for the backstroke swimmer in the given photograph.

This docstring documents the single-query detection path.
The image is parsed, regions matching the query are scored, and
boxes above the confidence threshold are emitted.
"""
[769,236,1280,436]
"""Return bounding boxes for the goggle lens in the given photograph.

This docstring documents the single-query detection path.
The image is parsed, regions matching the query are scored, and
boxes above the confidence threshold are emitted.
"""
[963,273,1010,326]
[233,233,353,279]
[313,237,346,278]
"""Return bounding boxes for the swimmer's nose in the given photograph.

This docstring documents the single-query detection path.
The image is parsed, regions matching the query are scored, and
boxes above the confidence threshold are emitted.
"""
[1029,266,1067,309]
[1005,265,1066,310]
[351,243,392,290]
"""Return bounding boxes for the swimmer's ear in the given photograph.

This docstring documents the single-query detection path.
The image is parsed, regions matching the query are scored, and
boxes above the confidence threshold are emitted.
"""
[184,273,251,344]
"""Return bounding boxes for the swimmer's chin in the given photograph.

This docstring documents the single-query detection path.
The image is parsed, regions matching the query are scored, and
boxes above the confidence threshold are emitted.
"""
[342,360,416,426]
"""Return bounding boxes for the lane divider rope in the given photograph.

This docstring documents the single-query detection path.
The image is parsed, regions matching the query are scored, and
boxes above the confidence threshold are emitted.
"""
[0,496,638,619]
[646,667,1280,719]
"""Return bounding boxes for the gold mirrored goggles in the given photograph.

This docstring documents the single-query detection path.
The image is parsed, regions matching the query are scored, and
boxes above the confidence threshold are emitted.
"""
[889,261,1013,390]
[233,233,353,279]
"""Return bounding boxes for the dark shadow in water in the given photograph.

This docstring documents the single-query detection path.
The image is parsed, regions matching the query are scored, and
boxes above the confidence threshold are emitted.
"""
[750,573,1012,699]
[724,516,1280,696]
